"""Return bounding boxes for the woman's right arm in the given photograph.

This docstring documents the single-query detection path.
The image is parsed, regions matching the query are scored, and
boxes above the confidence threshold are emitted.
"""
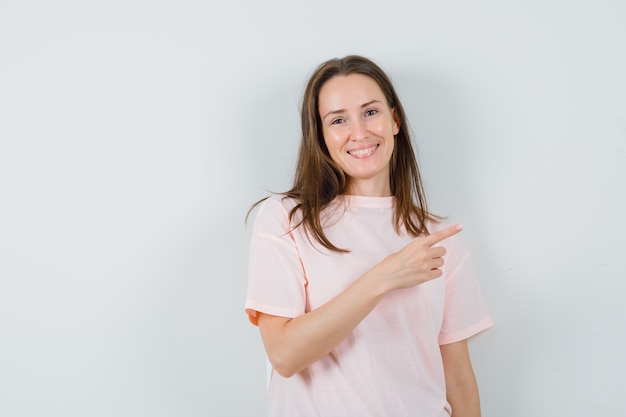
[257,224,463,378]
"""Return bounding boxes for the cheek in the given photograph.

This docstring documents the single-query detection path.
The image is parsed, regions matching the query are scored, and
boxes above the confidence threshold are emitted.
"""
[373,119,393,135]
[387,120,399,135]
[323,131,343,153]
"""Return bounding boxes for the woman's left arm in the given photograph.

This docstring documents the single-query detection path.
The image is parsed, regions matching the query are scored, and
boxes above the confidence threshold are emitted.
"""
[440,339,482,417]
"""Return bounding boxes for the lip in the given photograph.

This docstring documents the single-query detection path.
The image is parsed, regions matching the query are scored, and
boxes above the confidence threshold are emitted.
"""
[347,144,379,158]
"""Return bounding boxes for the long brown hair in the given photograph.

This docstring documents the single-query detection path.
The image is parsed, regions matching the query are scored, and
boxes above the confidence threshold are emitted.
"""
[250,55,436,252]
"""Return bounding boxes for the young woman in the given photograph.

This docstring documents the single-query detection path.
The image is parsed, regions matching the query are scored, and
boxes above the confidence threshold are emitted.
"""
[245,55,492,417]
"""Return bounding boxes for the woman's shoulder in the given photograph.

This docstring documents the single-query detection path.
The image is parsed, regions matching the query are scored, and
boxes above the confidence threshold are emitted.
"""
[258,193,299,213]
[426,218,447,234]
[249,194,301,232]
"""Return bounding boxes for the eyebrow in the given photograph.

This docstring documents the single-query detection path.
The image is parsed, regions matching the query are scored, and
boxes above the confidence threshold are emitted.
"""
[322,100,381,120]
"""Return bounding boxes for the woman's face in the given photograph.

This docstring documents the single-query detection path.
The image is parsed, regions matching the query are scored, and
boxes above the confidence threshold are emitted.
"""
[318,73,399,197]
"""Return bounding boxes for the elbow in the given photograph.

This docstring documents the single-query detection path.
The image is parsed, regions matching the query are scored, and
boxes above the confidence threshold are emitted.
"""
[267,351,301,378]
[273,366,297,379]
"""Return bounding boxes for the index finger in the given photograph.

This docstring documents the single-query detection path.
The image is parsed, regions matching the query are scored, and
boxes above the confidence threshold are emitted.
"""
[423,224,464,246]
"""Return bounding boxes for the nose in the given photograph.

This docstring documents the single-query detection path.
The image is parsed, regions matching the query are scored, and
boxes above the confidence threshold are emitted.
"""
[350,118,367,141]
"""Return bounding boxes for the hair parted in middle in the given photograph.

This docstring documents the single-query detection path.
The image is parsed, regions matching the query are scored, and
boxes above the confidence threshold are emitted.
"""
[251,55,437,252]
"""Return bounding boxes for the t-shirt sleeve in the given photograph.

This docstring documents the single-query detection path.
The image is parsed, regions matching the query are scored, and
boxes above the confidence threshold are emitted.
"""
[245,197,308,326]
[438,234,493,345]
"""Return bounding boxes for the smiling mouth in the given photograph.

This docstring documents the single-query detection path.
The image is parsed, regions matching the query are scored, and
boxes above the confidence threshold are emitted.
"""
[347,145,379,158]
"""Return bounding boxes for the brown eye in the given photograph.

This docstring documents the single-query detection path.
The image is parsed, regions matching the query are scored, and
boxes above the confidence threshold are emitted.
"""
[365,109,378,117]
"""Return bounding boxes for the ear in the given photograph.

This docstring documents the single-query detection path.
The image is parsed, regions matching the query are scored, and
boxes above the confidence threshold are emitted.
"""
[392,108,401,135]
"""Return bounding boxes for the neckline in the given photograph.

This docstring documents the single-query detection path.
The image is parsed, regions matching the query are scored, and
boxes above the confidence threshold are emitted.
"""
[338,194,395,209]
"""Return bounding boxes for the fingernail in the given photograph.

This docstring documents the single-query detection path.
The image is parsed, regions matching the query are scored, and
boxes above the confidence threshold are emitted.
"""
[456,224,464,231]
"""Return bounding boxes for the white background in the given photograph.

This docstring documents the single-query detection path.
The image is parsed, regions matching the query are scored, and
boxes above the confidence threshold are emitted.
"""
[1,1,625,416]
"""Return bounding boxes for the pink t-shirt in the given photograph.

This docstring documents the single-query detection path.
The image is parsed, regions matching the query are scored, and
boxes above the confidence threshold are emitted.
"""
[245,195,493,417]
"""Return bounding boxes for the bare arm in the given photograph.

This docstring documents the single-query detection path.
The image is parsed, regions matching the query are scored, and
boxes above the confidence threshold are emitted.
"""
[258,224,464,378]
[440,339,481,417]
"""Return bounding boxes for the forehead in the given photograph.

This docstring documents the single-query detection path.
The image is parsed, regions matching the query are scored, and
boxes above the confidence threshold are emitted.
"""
[318,73,386,111]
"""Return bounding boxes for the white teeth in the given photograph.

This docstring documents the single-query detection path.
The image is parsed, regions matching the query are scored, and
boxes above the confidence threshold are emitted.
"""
[349,146,376,157]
